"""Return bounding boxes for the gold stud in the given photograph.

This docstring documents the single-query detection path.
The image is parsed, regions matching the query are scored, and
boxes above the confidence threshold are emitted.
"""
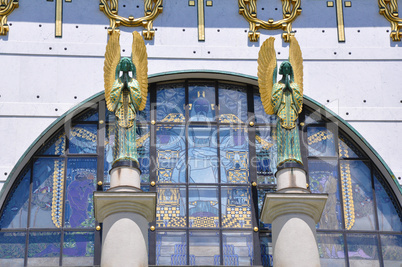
[97,181,103,186]
[150,226,155,231]
[206,0,213,6]
[151,120,156,125]
[189,0,195,6]
[252,182,257,187]
[344,1,351,7]
[306,183,309,188]
[300,122,305,126]
[253,227,259,232]
[96,225,101,231]
[327,1,334,7]
[249,121,254,127]
[150,181,156,187]
[99,120,104,124]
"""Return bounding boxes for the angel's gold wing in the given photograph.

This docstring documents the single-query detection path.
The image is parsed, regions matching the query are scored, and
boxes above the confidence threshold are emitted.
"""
[257,37,277,115]
[132,31,148,111]
[289,36,303,96]
[104,30,121,112]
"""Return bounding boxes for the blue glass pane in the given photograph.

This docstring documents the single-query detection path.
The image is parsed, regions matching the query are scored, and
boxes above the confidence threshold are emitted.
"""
[220,127,249,184]
[63,232,94,266]
[30,158,65,228]
[381,235,402,265]
[222,232,253,266]
[316,233,346,266]
[222,187,252,229]
[256,127,277,185]
[338,134,365,158]
[189,231,219,265]
[189,187,219,228]
[69,124,97,154]
[156,126,186,183]
[156,186,186,228]
[75,109,98,122]
[137,93,150,122]
[28,231,61,266]
[189,83,215,122]
[64,158,96,228]
[156,231,188,266]
[308,126,336,157]
[38,130,65,155]
[257,188,275,230]
[308,160,342,229]
[341,161,375,231]
[157,83,185,122]
[0,232,25,266]
[260,234,273,267]
[0,168,30,228]
[374,171,402,231]
[304,109,322,124]
[346,234,379,266]
[219,84,247,123]
[189,126,218,183]
[253,93,276,124]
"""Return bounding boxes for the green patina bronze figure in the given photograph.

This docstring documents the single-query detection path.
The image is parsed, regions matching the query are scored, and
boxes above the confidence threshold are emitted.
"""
[104,30,148,167]
[258,36,304,167]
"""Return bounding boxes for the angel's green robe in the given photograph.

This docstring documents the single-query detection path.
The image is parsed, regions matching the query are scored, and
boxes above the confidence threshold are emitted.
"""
[110,78,142,165]
[272,81,303,166]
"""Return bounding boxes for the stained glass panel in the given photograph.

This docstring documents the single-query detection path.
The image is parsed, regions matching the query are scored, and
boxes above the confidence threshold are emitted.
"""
[219,84,247,123]
[189,231,219,265]
[64,158,96,228]
[75,109,98,122]
[69,124,97,154]
[157,83,185,122]
[62,232,94,266]
[221,187,252,229]
[189,83,215,122]
[188,126,218,183]
[189,187,219,228]
[156,125,186,183]
[316,233,346,267]
[260,234,273,267]
[346,234,379,267]
[308,160,342,229]
[0,168,30,229]
[156,186,186,228]
[220,127,249,184]
[256,127,277,185]
[30,158,65,228]
[338,134,364,158]
[341,160,375,231]
[222,232,253,266]
[137,93,150,122]
[253,93,276,124]
[381,234,402,266]
[374,171,402,232]
[0,232,25,266]
[258,188,275,230]
[156,231,188,266]
[307,126,336,157]
[28,231,61,266]
[38,130,65,156]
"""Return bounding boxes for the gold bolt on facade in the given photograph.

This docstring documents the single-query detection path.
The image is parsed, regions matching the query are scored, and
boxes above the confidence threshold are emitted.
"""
[249,121,254,127]
[96,226,101,231]
[151,181,156,186]
[150,226,156,231]
[253,227,258,232]
[97,181,103,186]
[252,182,257,186]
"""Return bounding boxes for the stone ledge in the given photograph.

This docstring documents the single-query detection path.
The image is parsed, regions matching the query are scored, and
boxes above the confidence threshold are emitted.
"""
[261,193,328,223]
[93,191,157,222]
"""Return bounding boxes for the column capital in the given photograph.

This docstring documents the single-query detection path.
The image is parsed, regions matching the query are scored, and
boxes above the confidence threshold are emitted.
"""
[94,192,157,222]
[261,193,328,223]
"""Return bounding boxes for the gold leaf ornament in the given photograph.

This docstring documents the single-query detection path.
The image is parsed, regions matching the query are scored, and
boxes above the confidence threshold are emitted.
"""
[104,30,121,112]
[289,36,304,102]
[132,31,149,111]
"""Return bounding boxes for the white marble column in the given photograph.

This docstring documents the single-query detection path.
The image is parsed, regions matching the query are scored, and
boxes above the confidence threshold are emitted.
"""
[94,166,156,267]
[260,167,328,267]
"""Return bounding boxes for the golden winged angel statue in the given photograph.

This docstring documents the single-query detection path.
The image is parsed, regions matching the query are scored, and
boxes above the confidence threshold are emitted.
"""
[257,36,303,168]
[104,30,148,167]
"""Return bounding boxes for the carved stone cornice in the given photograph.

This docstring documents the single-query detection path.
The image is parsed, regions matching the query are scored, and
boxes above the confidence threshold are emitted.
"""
[379,0,402,41]
[94,191,157,222]
[0,0,18,35]
[261,193,328,223]
[99,0,163,40]
[238,0,302,42]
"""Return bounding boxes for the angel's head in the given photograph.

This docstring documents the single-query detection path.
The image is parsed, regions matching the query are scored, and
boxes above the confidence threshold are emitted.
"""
[279,61,293,76]
[118,57,136,76]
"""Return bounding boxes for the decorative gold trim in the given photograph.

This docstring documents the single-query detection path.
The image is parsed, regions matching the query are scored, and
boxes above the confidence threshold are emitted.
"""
[344,1,351,7]
[189,0,195,6]
[238,0,302,42]
[99,0,163,40]
[198,0,205,41]
[379,0,402,41]
[55,0,62,37]
[206,0,212,6]
[327,1,334,7]
[336,0,345,42]
[0,0,19,36]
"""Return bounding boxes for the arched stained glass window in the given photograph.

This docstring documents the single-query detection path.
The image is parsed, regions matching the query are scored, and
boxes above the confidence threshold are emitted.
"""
[0,76,400,266]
